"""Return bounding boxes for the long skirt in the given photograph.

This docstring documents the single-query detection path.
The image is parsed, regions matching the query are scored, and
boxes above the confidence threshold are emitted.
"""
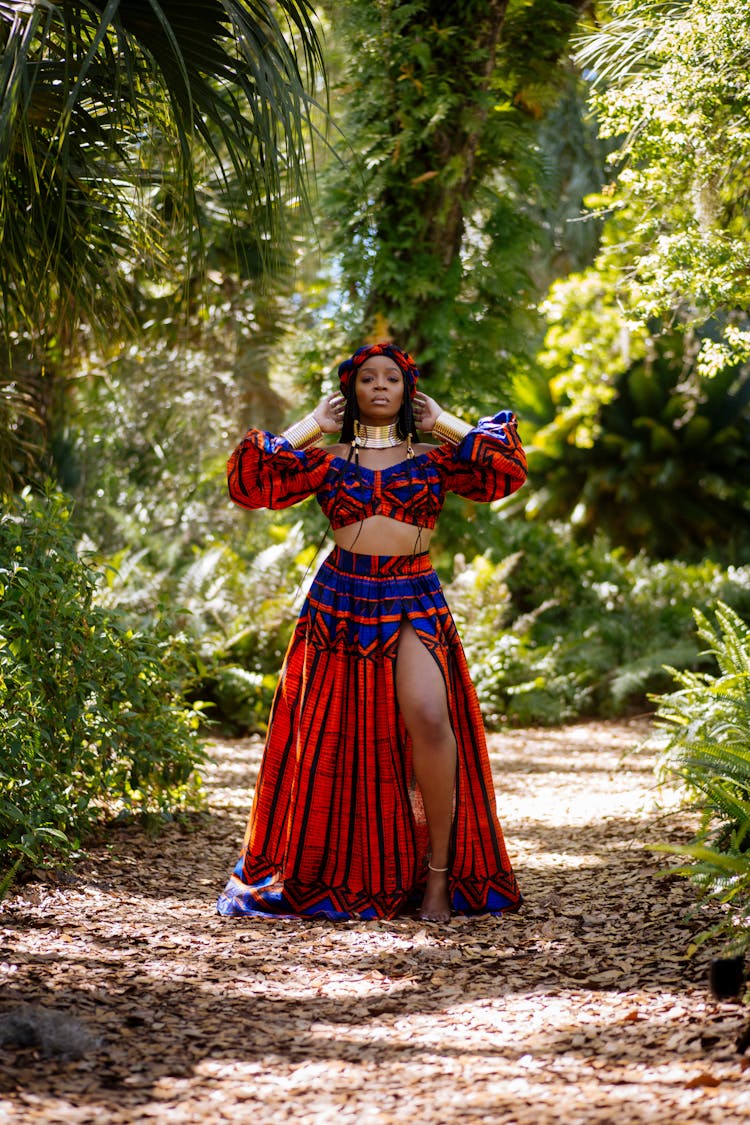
[216,545,521,920]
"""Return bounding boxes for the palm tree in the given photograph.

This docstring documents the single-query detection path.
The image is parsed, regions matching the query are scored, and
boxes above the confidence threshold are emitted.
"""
[572,1,692,87]
[0,0,324,488]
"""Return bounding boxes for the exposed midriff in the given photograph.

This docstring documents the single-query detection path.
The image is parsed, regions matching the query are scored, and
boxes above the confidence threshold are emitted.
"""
[333,514,434,556]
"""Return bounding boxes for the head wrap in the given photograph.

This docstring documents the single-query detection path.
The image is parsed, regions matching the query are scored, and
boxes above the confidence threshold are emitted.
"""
[338,343,420,399]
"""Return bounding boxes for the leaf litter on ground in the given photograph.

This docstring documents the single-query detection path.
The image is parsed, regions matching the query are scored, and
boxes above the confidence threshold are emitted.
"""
[2,719,750,1123]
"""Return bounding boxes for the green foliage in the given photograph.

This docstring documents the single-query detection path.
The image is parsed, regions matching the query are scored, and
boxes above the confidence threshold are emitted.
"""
[446,523,750,726]
[93,505,750,734]
[650,602,750,950]
[210,666,278,735]
[0,0,324,495]
[524,315,750,557]
[576,0,750,356]
[319,0,593,395]
[68,441,750,744]
[0,0,322,340]
[67,338,245,561]
[0,489,206,875]
[517,0,750,559]
[59,253,317,554]
[96,519,323,735]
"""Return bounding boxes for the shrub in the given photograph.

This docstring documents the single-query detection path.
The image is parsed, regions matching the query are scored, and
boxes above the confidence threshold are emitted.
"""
[526,300,750,559]
[87,514,750,732]
[649,603,750,952]
[446,522,750,726]
[0,489,206,876]
[94,519,321,734]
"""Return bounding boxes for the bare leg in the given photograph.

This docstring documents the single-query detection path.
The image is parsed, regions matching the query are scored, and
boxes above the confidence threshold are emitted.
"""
[396,619,457,922]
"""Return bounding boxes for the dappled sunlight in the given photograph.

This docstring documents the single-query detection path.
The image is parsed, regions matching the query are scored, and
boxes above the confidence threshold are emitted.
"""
[4,2,750,1123]
[516,852,606,870]
[1,721,744,1124]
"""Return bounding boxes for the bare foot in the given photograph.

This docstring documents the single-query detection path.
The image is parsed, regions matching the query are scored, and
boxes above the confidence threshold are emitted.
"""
[419,867,451,923]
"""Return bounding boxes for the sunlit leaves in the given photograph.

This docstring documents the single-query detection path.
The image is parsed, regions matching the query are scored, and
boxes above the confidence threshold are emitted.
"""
[449,523,750,725]
[319,0,589,386]
[0,0,324,343]
[577,0,750,338]
[651,602,750,949]
[521,2,750,547]
[0,488,206,873]
[536,269,648,449]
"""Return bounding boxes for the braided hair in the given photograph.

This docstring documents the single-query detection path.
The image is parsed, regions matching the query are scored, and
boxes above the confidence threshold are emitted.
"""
[293,346,426,592]
[336,367,426,554]
[339,375,417,446]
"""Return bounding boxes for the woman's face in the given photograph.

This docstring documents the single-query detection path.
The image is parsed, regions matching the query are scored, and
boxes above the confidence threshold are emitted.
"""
[355,356,405,425]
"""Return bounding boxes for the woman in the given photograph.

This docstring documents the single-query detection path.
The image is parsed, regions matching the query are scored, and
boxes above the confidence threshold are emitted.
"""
[217,343,527,923]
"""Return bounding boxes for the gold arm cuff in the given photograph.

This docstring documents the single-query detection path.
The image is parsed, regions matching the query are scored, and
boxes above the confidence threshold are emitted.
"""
[432,411,473,445]
[281,414,323,450]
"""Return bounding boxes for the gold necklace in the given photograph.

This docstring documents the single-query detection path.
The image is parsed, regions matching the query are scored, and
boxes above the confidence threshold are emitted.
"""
[354,421,403,448]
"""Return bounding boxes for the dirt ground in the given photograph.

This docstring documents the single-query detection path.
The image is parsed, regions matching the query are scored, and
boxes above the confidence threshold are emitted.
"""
[2,719,750,1124]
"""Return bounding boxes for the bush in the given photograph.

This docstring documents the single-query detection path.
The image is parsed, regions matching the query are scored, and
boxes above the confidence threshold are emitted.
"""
[0,489,206,876]
[94,519,322,734]
[87,514,750,732]
[525,295,750,560]
[649,603,750,952]
[446,522,750,726]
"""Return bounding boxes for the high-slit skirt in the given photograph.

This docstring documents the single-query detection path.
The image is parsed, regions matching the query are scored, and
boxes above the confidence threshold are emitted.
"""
[216,545,521,919]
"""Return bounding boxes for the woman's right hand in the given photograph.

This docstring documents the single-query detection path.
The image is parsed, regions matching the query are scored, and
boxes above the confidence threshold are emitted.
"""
[313,394,346,434]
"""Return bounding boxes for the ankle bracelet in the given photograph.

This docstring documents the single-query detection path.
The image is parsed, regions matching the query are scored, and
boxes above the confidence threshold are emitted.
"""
[428,864,449,872]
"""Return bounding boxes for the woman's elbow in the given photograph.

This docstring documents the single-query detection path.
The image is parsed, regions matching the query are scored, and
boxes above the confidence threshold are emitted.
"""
[227,469,263,509]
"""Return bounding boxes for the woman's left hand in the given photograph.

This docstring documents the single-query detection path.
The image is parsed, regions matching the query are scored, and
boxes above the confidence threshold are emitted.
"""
[413,393,442,433]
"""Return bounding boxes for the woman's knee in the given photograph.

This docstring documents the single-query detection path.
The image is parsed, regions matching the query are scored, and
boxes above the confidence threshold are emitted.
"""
[396,620,453,736]
[405,695,453,742]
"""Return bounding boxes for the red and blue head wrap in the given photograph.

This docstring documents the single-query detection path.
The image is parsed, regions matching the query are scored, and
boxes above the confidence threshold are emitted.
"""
[338,343,420,400]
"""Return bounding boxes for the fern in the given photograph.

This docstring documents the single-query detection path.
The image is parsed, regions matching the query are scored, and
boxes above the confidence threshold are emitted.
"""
[651,601,750,949]
[609,641,699,707]
[695,604,750,677]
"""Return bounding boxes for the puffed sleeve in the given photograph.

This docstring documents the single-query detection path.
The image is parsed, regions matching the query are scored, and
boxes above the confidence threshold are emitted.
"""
[227,429,332,511]
[428,411,527,502]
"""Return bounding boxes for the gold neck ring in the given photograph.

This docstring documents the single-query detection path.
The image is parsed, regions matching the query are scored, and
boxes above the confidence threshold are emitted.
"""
[354,422,403,449]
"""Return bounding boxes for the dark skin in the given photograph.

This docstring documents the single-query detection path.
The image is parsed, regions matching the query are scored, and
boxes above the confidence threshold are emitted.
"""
[312,356,456,922]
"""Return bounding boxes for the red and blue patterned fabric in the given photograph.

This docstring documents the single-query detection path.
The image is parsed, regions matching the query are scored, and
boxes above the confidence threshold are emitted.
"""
[217,414,526,920]
[226,411,526,530]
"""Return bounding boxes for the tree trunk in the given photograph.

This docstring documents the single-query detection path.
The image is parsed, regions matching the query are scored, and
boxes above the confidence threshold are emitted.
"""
[333,0,590,379]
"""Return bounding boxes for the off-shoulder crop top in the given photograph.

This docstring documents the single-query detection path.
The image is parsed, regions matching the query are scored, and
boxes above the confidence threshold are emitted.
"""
[227,411,527,530]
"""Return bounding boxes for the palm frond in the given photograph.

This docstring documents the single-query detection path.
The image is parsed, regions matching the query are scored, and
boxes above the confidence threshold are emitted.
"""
[0,0,325,338]
[572,1,692,87]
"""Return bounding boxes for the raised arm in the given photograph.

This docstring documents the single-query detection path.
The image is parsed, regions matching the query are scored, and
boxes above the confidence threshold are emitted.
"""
[415,393,527,503]
[227,394,345,511]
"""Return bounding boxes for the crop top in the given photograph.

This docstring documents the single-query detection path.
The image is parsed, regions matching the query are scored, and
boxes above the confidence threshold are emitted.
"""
[227,411,527,530]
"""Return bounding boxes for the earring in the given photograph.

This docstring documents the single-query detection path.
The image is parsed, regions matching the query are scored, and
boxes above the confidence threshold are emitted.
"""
[406,431,414,459]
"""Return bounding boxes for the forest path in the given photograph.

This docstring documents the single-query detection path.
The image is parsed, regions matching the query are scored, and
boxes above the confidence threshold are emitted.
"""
[2,720,749,1124]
